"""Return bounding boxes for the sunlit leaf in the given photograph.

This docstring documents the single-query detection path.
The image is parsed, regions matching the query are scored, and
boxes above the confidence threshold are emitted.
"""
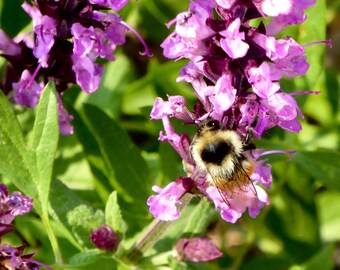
[182,199,215,237]
[317,191,340,242]
[105,191,127,236]
[32,82,59,214]
[68,105,112,202]
[49,179,104,248]
[0,89,39,210]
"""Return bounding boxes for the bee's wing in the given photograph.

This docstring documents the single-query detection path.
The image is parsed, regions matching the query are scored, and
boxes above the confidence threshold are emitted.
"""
[207,159,257,205]
[231,158,257,196]
[206,173,232,206]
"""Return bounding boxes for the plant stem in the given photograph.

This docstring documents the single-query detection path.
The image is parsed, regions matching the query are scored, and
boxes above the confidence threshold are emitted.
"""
[127,193,193,263]
[41,214,63,265]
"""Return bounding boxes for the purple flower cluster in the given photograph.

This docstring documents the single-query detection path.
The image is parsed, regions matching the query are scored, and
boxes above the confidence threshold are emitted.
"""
[0,0,151,134]
[0,183,50,269]
[148,0,320,223]
[0,184,32,234]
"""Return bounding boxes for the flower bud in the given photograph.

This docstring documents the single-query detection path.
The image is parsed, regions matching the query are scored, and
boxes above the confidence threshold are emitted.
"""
[90,224,120,251]
[176,237,223,262]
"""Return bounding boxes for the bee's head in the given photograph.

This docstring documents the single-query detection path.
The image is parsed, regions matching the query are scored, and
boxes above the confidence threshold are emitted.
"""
[197,119,221,134]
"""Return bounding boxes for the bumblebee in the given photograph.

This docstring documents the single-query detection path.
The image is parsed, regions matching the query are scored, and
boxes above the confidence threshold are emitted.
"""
[190,120,256,204]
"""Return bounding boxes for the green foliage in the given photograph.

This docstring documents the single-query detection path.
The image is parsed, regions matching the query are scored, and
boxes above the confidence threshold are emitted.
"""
[105,191,127,236]
[0,82,58,215]
[0,0,339,269]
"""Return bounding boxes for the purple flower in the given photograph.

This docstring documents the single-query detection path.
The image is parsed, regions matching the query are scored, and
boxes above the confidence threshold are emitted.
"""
[57,95,74,135]
[150,95,190,121]
[0,30,21,56]
[147,0,324,224]
[0,243,51,270]
[12,70,44,108]
[254,0,292,17]
[33,15,57,67]
[220,18,249,59]
[90,224,120,251]
[176,237,223,262]
[148,99,273,222]
[205,184,269,223]
[0,184,50,269]
[89,0,130,11]
[247,63,280,99]
[72,55,103,94]
[209,75,236,121]
[147,180,187,221]
[0,0,150,135]
[252,160,273,189]
[0,184,33,232]
[262,92,303,133]
[266,0,316,35]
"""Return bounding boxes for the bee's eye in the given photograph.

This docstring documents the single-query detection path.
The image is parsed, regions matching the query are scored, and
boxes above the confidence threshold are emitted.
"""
[207,120,220,130]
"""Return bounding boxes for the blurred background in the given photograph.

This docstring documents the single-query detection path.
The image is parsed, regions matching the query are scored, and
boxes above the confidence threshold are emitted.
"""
[0,0,339,269]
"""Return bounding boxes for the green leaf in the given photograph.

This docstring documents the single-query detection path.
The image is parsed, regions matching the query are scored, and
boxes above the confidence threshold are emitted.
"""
[68,250,118,270]
[78,55,135,119]
[67,104,112,203]
[71,104,151,236]
[289,245,335,270]
[82,104,150,205]
[316,191,340,242]
[0,1,3,28]
[241,256,293,270]
[295,150,340,191]
[31,82,59,214]
[266,185,320,262]
[153,199,215,254]
[49,179,104,248]
[105,191,127,235]
[297,0,326,90]
[303,244,335,270]
[0,0,30,36]
[168,256,189,270]
[159,143,183,186]
[182,199,215,237]
[0,89,39,209]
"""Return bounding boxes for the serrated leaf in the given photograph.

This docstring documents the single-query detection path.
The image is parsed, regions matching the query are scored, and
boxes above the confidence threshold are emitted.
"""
[295,150,340,191]
[49,179,104,248]
[105,191,127,235]
[82,104,150,206]
[0,89,40,210]
[31,82,59,215]
[182,199,214,237]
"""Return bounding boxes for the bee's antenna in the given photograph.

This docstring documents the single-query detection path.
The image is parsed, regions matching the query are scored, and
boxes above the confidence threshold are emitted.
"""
[184,107,196,122]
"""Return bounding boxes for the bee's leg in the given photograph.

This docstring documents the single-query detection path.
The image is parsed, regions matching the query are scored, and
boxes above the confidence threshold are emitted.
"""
[243,127,256,151]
